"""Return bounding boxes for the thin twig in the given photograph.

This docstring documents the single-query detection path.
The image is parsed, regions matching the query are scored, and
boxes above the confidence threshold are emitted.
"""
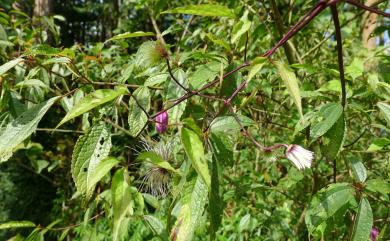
[36,128,85,134]
[345,0,390,17]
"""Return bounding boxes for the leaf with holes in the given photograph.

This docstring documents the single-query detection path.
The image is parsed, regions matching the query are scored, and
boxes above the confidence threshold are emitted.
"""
[351,197,373,241]
[71,124,112,201]
[112,169,133,241]
[181,128,211,189]
[170,176,208,241]
[57,86,128,128]
[0,97,59,163]
[128,86,150,137]
[275,61,303,117]
[162,4,235,18]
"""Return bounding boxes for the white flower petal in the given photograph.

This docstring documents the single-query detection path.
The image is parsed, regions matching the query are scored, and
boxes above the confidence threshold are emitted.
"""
[285,145,314,170]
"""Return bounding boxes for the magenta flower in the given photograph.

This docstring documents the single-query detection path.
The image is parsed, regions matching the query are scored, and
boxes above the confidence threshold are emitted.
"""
[370,227,379,241]
[285,144,313,170]
[155,111,168,133]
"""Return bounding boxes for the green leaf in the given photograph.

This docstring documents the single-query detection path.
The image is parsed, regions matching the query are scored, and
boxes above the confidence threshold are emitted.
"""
[0,58,23,76]
[367,138,390,152]
[209,132,233,166]
[135,41,163,69]
[366,179,390,195]
[348,158,367,183]
[87,157,119,192]
[351,197,373,241]
[311,103,343,141]
[320,113,345,160]
[0,97,59,163]
[143,215,168,240]
[247,57,266,83]
[162,4,235,18]
[205,33,231,51]
[105,31,154,43]
[57,86,128,128]
[128,86,150,137]
[275,61,303,117]
[305,183,355,233]
[71,124,112,201]
[137,151,178,173]
[181,128,211,189]
[171,176,208,241]
[210,115,255,133]
[112,169,133,241]
[209,155,222,239]
[377,102,390,126]
[0,221,36,229]
[231,11,251,43]
[166,69,188,124]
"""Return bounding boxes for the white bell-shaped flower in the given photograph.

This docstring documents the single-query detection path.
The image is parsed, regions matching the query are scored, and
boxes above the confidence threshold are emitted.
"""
[285,144,314,170]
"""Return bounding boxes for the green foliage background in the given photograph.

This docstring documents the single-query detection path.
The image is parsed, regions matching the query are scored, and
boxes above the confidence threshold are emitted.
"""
[0,0,389,240]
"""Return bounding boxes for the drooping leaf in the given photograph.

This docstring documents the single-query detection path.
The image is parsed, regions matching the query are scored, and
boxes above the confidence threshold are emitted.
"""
[162,4,235,18]
[0,221,36,229]
[71,124,112,201]
[137,151,178,173]
[105,31,154,43]
[247,57,266,83]
[305,183,355,233]
[112,169,133,241]
[348,158,367,183]
[351,197,373,241]
[210,115,255,133]
[0,58,23,76]
[209,132,233,166]
[205,33,231,51]
[209,155,222,239]
[128,86,150,137]
[57,86,128,128]
[181,128,211,189]
[275,61,303,117]
[377,102,390,126]
[311,103,343,141]
[143,215,168,240]
[0,97,59,163]
[170,176,208,241]
[231,11,251,43]
[135,41,164,69]
[320,113,345,160]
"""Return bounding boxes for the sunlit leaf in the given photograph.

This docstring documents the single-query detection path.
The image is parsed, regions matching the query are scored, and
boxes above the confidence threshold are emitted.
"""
[128,86,150,137]
[348,158,367,183]
[57,86,127,128]
[105,31,154,43]
[377,102,390,126]
[0,58,23,76]
[311,103,343,141]
[137,151,178,173]
[162,4,235,18]
[0,221,36,229]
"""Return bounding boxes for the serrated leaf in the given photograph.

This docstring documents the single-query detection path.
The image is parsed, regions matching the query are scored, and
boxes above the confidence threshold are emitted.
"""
[105,31,154,43]
[231,11,251,43]
[311,103,343,141]
[166,69,187,124]
[210,115,255,133]
[181,128,211,189]
[170,176,208,241]
[137,151,178,173]
[112,169,133,241]
[0,221,36,229]
[247,57,266,83]
[71,124,112,201]
[205,33,231,51]
[209,132,233,166]
[351,198,373,241]
[305,183,355,233]
[57,86,127,128]
[128,86,150,137]
[144,215,168,240]
[320,113,345,160]
[275,61,303,117]
[162,4,235,18]
[377,102,390,126]
[135,41,163,69]
[349,158,367,183]
[0,58,23,76]
[0,97,59,163]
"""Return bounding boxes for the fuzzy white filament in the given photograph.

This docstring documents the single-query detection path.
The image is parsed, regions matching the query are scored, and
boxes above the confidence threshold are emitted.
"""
[285,145,314,170]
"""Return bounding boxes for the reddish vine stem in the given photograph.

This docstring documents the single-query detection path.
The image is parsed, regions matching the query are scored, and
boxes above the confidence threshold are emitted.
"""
[166,58,191,92]
[345,0,390,17]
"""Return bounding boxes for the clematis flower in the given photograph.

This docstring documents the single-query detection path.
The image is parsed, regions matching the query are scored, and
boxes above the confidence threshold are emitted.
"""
[285,144,313,170]
[155,111,168,133]
[370,227,379,241]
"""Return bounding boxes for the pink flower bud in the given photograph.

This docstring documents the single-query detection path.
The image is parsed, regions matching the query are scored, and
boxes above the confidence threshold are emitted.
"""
[371,227,379,241]
[155,111,168,133]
